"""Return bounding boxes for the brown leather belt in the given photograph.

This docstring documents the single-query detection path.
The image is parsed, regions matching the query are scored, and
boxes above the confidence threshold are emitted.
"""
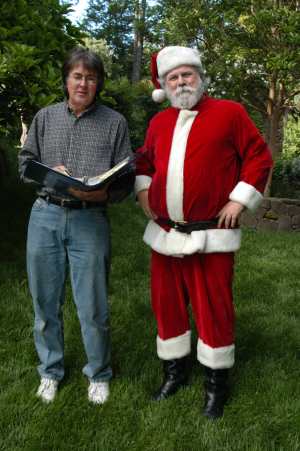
[157,218,219,234]
[39,195,105,209]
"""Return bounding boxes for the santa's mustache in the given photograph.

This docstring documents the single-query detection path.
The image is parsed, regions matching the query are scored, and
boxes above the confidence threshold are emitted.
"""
[174,86,196,96]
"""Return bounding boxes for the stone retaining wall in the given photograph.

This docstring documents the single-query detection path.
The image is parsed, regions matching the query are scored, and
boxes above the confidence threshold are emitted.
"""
[241,197,300,232]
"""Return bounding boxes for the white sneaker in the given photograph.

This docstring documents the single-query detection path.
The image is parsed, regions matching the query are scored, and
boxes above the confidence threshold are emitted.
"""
[36,378,59,403]
[88,381,110,405]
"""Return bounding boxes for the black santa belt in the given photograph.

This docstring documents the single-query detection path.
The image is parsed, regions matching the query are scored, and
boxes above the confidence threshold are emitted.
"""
[156,218,219,234]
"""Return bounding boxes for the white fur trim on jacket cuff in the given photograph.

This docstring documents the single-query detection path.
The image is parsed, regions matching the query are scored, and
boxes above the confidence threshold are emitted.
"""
[197,338,235,369]
[143,220,241,256]
[157,331,191,360]
[134,175,152,195]
[229,181,263,212]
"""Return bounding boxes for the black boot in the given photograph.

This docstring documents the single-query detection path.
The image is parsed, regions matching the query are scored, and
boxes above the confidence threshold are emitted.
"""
[202,367,229,420]
[152,357,189,401]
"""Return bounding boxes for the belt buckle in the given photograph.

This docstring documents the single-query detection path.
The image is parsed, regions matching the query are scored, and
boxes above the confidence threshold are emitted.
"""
[174,220,187,231]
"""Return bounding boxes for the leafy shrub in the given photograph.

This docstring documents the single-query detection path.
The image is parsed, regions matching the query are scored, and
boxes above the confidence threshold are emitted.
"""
[271,118,300,198]
[282,117,300,158]
[101,78,164,149]
[273,156,300,184]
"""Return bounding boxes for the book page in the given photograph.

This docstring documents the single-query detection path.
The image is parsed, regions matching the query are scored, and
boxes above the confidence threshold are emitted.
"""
[85,157,131,186]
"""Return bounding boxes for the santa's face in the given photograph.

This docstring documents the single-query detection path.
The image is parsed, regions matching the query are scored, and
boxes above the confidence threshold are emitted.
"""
[164,65,204,109]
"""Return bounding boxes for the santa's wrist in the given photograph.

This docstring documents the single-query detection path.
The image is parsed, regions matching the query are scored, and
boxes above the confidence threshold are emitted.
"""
[134,175,152,195]
[229,181,263,212]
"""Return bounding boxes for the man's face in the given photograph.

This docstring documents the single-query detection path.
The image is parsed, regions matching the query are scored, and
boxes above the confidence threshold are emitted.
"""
[164,65,204,109]
[66,63,98,113]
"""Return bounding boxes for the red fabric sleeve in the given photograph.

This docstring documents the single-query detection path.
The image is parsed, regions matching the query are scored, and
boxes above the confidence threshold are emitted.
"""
[233,104,273,193]
[135,124,156,177]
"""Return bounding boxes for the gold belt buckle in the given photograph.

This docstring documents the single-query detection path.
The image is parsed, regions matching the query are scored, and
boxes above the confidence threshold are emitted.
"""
[174,220,187,229]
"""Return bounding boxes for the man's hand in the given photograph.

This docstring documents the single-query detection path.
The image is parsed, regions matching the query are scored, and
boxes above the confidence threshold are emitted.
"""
[53,165,71,176]
[68,187,108,202]
[217,201,244,229]
[137,189,157,219]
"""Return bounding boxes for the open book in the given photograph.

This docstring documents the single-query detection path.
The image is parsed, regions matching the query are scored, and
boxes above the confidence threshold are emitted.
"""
[24,157,134,193]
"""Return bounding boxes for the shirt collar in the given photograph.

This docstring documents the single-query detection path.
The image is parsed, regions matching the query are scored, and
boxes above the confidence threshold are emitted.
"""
[65,99,98,118]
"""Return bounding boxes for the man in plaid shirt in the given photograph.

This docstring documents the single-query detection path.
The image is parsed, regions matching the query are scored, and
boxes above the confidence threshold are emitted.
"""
[19,47,133,405]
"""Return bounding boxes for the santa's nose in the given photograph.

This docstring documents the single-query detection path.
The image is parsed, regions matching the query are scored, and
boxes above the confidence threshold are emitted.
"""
[177,75,186,86]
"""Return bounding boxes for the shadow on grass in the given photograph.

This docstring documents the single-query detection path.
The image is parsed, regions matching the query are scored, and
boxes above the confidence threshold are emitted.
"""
[0,178,35,272]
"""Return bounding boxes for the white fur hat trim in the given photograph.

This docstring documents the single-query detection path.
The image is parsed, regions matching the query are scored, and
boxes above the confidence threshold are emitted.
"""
[157,46,202,78]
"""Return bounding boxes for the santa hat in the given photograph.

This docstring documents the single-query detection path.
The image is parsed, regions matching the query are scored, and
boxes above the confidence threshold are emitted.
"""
[151,46,203,103]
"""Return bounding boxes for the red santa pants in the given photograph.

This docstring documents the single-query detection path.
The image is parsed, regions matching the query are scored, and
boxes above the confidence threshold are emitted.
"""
[151,250,235,369]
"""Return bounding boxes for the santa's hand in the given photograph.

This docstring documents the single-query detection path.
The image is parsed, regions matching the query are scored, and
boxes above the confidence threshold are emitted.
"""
[137,189,157,219]
[217,201,244,229]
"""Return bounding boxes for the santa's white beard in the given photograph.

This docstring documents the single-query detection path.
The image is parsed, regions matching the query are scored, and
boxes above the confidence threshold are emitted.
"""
[165,82,205,109]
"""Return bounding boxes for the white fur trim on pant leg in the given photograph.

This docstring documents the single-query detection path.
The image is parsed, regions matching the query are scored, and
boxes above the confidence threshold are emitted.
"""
[229,181,263,212]
[197,338,235,369]
[134,175,152,195]
[157,330,191,360]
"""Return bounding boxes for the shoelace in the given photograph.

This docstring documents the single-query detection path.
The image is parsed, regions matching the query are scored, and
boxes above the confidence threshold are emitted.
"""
[90,385,105,393]
[89,383,108,398]
[40,380,56,392]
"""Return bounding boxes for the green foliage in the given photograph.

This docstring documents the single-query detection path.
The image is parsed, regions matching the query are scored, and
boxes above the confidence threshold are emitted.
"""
[273,119,300,179]
[82,0,136,77]
[101,78,162,149]
[272,157,300,198]
[273,157,300,184]
[271,118,300,197]
[1,183,300,450]
[0,0,83,139]
[82,37,113,76]
[156,0,300,101]
[81,0,160,79]
[153,0,300,158]
[282,118,300,158]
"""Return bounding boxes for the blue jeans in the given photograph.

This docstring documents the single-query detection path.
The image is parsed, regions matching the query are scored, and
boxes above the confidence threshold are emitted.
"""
[27,198,112,382]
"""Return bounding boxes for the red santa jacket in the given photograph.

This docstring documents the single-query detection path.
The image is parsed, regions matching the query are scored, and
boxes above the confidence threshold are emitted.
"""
[135,95,273,256]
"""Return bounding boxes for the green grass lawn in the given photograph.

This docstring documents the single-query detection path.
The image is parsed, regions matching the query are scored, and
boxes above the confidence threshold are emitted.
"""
[1,181,300,451]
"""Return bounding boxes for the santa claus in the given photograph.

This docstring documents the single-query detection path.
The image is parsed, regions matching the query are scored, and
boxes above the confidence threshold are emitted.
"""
[135,46,273,419]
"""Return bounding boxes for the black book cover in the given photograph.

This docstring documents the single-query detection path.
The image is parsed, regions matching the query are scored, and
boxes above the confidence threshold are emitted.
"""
[24,157,134,197]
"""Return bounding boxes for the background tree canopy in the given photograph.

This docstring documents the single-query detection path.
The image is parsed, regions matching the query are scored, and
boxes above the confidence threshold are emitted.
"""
[0,0,82,140]
[1,0,300,194]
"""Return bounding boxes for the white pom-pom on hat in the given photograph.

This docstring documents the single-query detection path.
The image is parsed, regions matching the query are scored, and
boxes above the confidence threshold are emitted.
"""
[152,89,166,103]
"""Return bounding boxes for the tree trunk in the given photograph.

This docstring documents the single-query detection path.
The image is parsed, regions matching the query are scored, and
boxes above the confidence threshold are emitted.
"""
[265,108,283,160]
[263,76,287,194]
[131,0,146,83]
[265,75,285,160]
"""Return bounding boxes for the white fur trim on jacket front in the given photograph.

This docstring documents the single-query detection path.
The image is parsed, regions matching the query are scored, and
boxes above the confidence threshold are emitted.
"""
[229,181,263,212]
[166,110,198,221]
[157,330,191,360]
[134,175,152,195]
[197,338,235,369]
[143,220,241,256]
